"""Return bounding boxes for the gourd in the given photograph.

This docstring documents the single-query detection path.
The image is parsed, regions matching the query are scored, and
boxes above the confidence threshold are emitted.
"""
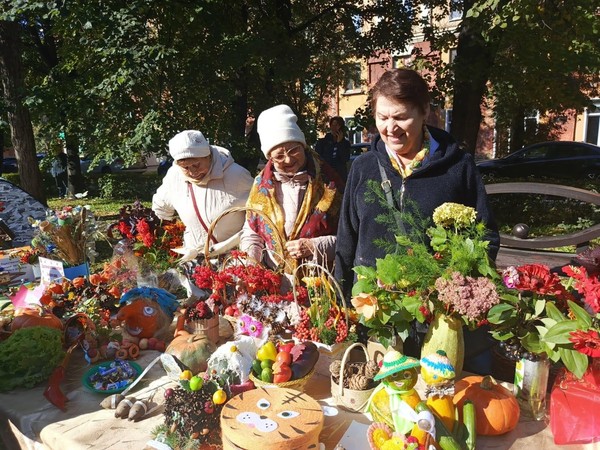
[452,375,519,436]
[165,331,216,374]
[10,307,63,332]
[414,402,463,450]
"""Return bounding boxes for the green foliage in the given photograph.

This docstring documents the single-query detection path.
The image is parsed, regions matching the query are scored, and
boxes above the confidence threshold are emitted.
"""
[97,173,161,201]
[2,0,419,172]
[0,326,65,392]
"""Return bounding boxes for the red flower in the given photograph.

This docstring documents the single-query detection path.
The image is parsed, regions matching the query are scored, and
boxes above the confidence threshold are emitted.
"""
[569,329,600,358]
[117,221,134,239]
[514,264,569,299]
[562,265,600,313]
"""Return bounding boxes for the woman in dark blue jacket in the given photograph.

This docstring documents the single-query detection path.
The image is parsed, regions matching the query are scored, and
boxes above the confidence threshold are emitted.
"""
[334,68,500,370]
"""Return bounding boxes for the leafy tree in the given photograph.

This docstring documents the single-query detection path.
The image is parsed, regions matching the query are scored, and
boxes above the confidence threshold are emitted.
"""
[414,0,599,154]
[3,0,418,185]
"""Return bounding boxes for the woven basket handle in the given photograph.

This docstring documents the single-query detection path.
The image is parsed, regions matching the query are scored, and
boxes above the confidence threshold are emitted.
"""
[338,342,369,394]
[202,205,288,270]
[292,261,349,330]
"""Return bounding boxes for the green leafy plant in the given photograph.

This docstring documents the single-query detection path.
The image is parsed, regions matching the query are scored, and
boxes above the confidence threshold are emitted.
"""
[487,263,600,378]
[351,201,499,347]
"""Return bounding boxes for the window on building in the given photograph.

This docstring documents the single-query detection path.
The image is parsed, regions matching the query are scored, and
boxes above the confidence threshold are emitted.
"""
[344,117,363,144]
[444,109,453,133]
[585,102,600,146]
[344,64,362,93]
[524,110,539,136]
[449,48,458,64]
[450,0,463,20]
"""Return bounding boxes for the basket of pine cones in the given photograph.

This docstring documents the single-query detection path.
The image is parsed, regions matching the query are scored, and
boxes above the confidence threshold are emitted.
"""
[330,342,379,413]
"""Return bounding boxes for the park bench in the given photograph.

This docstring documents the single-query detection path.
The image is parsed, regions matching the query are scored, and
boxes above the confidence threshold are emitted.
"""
[485,182,600,269]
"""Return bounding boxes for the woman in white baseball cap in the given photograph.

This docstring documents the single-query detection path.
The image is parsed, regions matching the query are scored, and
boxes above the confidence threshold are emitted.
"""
[152,130,254,260]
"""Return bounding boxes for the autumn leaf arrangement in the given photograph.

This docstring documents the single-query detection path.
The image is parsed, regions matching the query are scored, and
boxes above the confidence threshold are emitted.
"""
[351,202,499,347]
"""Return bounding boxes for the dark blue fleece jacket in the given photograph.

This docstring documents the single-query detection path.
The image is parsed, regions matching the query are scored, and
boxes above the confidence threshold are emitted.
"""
[334,125,500,299]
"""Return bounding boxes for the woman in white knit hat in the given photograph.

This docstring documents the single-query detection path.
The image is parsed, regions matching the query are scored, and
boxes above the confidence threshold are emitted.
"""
[152,130,254,261]
[240,105,344,272]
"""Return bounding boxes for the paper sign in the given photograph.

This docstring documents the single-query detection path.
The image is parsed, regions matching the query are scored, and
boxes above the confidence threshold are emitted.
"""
[39,256,65,285]
[335,420,370,450]
[9,284,46,308]
[9,285,29,309]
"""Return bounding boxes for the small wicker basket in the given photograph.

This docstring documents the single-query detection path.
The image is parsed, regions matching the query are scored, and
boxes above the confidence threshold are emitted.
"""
[331,342,378,413]
[202,205,290,273]
[249,368,315,392]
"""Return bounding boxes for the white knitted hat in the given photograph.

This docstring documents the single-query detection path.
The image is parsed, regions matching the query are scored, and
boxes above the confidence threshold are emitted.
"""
[257,105,306,158]
[168,130,211,161]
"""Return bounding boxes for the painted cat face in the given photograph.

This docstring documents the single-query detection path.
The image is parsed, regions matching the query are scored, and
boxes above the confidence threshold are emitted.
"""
[220,387,324,449]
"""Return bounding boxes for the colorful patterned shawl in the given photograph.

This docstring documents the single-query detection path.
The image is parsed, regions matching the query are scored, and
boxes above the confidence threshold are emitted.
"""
[246,150,343,271]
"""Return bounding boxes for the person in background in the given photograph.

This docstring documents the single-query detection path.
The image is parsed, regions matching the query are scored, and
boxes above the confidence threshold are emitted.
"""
[334,68,499,370]
[152,130,254,261]
[240,104,344,273]
[50,147,68,198]
[315,116,351,181]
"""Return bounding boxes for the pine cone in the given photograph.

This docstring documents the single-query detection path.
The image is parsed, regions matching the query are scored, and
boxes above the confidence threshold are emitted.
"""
[364,361,379,379]
[329,360,342,378]
[348,374,370,390]
[347,362,364,376]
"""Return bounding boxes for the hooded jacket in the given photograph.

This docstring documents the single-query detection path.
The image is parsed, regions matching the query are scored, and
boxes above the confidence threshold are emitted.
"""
[334,125,500,299]
[152,145,254,253]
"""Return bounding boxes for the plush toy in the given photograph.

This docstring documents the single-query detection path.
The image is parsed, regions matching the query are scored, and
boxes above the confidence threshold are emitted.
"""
[116,287,179,341]
[366,350,422,435]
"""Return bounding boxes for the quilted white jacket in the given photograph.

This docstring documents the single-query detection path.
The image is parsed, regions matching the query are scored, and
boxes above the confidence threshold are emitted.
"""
[152,145,254,256]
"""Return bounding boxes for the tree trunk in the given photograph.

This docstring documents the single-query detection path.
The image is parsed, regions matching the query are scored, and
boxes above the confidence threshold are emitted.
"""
[450,2,502,155]
[64,132,85,195]
[0,21,46,204]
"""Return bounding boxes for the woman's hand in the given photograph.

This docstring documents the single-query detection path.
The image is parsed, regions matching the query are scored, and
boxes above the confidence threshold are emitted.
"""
[286,238,315,259]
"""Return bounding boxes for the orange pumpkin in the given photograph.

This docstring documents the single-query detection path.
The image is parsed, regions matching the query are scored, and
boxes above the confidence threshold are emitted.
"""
[165,331,216,374]
[453,375,520,436]
[10,307,63,332]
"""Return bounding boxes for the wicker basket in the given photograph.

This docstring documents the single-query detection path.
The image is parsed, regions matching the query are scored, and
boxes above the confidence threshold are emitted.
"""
[331,342,377,413]
[249,368,315,392]
[184,316,220,344]
[203,205,289,273]
[292,262,351,376]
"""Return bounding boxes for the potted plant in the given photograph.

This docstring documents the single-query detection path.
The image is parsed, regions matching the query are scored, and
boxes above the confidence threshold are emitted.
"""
[107,201,185,276]
[487,262,600,417]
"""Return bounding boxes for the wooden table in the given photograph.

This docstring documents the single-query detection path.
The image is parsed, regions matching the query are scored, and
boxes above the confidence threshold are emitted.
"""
[0,350,596,450]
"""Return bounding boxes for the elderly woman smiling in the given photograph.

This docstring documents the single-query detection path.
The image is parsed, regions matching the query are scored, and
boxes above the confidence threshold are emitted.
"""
[240,104,344,272]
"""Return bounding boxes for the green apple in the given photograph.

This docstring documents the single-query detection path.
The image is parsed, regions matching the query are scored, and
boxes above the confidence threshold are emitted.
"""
[189,375,204,391]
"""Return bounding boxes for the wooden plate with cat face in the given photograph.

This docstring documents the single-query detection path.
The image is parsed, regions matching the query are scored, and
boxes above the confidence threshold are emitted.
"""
[220,387,323,450]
